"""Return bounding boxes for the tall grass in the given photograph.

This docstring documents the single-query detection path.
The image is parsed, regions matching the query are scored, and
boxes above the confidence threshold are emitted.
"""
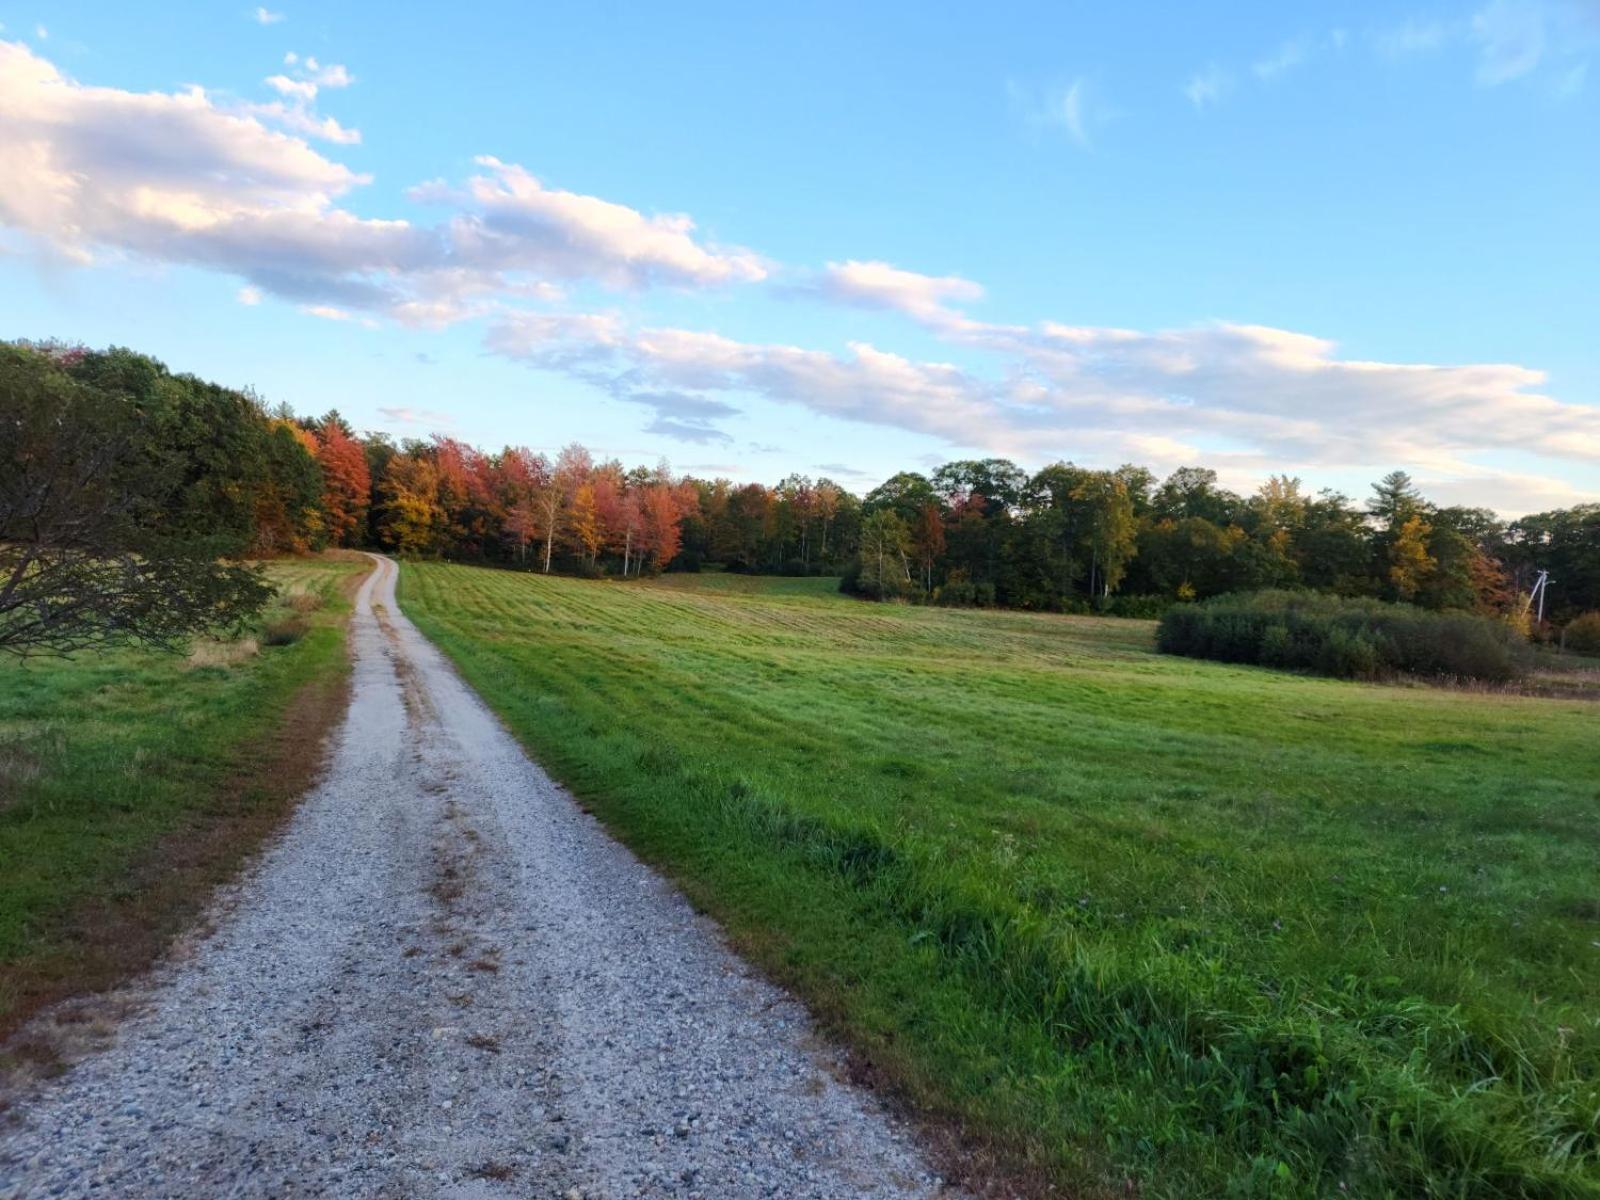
[0,555,364,1033]
[1158,590,1526,682]
[400,563,1600,1198]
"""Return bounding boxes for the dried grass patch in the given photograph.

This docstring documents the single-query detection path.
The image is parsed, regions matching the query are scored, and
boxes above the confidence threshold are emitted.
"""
[186,638,260,669]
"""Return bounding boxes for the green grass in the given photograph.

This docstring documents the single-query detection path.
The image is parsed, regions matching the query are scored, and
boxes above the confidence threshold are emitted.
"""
[648,570,845,598]
[0,554,366,1031]
[401,562,1600,1199]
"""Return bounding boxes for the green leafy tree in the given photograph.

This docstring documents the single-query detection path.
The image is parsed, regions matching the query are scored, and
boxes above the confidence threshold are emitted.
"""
[1071,472,1138,599]
[855,509,912,600]
[0,343,271,655]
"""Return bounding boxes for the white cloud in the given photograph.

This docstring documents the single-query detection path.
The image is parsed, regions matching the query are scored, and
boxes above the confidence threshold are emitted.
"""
[253,7,284,25]
[273,58,353,93]
[308,62,352,89]
[484,307,1600,512]
[247,100,361,145]
[236,284,262,305]
[377,405,455,428]
[299,303,377,328]
[441,156,768,289]
[301,303,351,320]
[1416,467,1593,516]
[0,40,763,322]
[805,260,984,323]
[33,24,46,40]
[265,73,317,100]
[1185,64,1231,109]
[255,57,358,141]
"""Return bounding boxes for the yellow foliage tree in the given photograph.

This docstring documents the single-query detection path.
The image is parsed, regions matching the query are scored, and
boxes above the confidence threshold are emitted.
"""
[379,456,446,556]
[567,482,605,565]
[1388,514,1435,602]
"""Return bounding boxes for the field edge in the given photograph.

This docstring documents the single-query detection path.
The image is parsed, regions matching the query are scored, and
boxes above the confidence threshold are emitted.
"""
[0,554,369,1082]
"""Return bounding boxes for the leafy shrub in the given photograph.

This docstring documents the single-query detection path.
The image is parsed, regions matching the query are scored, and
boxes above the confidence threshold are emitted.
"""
[1563,611,1600,656]
[1100,593,1171,619]
[933,580,996,608]
[1158,590,1525,682]
[841,560,912,601]
[261,616,310,647]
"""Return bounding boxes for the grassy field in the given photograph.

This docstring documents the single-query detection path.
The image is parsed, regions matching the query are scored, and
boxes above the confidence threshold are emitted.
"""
[401,563,1600,1199]
[0,554,367,1044]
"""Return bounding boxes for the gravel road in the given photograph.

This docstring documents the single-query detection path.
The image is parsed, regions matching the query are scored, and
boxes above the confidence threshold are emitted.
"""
[1,555,957,1199]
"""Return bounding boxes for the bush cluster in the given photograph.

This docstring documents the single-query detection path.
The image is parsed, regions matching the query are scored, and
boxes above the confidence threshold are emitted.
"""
[261,616,310,647]
[932,579,997,608]
[1099,593,1173,619]
[1157,590,1525,682]
[1563,611,1600,656]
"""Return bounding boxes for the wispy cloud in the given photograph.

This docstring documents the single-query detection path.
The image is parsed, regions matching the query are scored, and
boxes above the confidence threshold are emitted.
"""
[645,416,734,445]
[253,7,284,25]
[377,405,456,428]
[1372,19,1450,59]
[1204,29,1348,98]
[1008,77,1104,148]
[1057,78,1090,146]
[1472,0,1548,82]
[814,462,875,480]
[1253,37,1311,80]
[1184,64,1231,109]
[1372,2,1593,90]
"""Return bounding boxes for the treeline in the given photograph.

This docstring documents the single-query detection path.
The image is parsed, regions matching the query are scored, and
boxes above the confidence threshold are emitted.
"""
[850,461,1598,625]
[7,342,1599,632]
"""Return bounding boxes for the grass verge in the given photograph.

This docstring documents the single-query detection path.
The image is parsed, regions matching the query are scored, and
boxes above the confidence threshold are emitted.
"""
[0,553,368,1059]
[400,562,1600,1199]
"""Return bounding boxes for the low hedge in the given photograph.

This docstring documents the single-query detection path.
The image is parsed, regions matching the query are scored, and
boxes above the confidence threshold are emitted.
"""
[1563,612,1600,656]
[1157,591,1525,682]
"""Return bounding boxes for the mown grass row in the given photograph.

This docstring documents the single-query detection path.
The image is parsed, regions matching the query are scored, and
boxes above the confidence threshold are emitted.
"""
[0,555,366,1036]
[401,563,1600,1197]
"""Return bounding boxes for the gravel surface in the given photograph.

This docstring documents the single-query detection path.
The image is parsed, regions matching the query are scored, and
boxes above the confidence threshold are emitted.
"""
[1,555,959,1199]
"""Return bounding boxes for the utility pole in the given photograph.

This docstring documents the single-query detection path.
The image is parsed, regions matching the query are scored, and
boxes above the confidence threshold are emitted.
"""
[1522,569,1550,623]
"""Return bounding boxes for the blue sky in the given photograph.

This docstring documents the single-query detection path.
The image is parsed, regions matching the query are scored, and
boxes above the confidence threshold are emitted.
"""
[1,1,1595,513]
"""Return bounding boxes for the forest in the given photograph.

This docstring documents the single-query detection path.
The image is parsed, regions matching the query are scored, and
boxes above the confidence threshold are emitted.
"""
[8,340,1598,630]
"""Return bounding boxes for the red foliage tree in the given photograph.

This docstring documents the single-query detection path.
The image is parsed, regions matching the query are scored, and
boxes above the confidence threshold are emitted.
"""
[314,418,372,547]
